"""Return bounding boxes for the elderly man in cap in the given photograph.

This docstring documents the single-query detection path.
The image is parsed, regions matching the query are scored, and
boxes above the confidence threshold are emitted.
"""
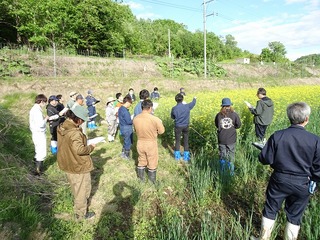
[71,94,88,135]
[57,105,96,220]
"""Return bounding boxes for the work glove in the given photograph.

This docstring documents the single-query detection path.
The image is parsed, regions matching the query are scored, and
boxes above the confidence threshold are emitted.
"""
[48,114,59,121]
[309,180,316,194]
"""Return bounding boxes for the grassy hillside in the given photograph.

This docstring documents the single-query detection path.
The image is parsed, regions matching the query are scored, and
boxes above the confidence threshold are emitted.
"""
[1,53,320,239]
[1,47,319,81]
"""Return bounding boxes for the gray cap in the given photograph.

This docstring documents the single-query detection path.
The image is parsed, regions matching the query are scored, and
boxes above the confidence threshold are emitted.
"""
[72,105,89,121]
[76,94,84,100]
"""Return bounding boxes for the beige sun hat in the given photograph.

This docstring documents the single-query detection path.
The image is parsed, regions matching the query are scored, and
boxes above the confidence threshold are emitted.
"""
[106,96,116,104]
[69,91,78,97]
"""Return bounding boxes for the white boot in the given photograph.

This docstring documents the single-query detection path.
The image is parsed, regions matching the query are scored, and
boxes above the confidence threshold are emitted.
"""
[251,217,275,240]
[284,222,300,240]
[108,134,113,142]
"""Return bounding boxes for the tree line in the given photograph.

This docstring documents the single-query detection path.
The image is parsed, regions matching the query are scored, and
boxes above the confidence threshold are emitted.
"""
[0,0,289,62]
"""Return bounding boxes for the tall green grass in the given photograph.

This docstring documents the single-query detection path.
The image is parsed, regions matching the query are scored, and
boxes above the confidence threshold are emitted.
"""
[0,94,49,238]
[1,89,320,239]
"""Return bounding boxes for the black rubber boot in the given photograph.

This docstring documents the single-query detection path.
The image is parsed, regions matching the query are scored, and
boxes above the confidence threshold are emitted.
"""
[120,148,125,158]
[148,169,157,184]
[137,166,146,181]
[34,161,42,176]
[124,150,130,159]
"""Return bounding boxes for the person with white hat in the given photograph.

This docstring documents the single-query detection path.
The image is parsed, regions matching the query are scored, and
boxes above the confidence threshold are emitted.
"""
[57,105,96,220]
[105,96,117,142]
[66,91,78,109]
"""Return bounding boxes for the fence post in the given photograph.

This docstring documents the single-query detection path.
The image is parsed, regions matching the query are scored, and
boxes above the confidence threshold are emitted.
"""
[53,42,57,77]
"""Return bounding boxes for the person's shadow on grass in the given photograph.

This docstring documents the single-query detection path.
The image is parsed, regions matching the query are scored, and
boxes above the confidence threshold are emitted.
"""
[89,149,111,207]
[94,181,140,239]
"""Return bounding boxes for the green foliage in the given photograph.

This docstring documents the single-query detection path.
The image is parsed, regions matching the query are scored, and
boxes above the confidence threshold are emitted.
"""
[0,93,34,159]
[0,48,31,77]
[302,196,320,240]
[295,54,320,66]
[0,95,54,239]
[260,41,288,63]
[2,0,245,61]
[0,196,43,239]
[155,214,190,240]
[156,57,227,78]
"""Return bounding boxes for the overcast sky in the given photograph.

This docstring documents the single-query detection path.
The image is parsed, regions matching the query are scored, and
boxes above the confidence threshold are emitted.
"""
[124,0,320,61]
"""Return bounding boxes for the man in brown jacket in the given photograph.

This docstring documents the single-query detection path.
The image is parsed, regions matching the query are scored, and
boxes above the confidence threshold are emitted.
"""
[133,100,165,183]
[57,105,96,220]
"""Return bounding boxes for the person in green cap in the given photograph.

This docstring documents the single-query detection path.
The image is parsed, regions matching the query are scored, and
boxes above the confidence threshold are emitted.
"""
[57,105,96,220]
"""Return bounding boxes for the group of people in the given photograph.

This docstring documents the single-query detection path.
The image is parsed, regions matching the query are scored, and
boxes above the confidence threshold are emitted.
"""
[105,88,164,183]
[104,87,161,143]
[215,87,274,174]
[28,87,162,220]
[170,88,320,240]
[29,91,100,220]
[216,87,320,240]
[28,86,320,239]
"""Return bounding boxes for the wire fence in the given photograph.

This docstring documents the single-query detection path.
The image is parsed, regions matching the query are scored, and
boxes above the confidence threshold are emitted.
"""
[0,42,125,58]
[0,42,158,78]
[1,42,318,78]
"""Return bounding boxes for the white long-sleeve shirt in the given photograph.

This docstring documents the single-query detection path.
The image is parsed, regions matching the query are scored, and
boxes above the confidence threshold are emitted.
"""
[29,104,47,132]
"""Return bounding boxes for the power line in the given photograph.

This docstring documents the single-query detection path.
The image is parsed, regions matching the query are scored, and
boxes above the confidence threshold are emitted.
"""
[213,0,302,42]
[216,0,268,21]
[133,0,202,12]
[130,0,307,53]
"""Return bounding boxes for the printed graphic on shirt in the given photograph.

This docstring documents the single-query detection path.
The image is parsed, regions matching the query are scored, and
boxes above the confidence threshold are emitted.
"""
[220,117,233,129]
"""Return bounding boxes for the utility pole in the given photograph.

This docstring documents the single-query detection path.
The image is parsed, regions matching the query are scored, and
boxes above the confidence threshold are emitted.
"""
[203,0,215,78]
[122,48,125,77]
[168,29,171,58]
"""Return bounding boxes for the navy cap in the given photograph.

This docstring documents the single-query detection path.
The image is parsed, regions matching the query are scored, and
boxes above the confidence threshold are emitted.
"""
[49,95,58,102]
[221,98,232,106]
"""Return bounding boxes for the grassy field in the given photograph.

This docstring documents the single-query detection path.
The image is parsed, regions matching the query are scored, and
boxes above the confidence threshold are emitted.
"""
[1,50,320,239]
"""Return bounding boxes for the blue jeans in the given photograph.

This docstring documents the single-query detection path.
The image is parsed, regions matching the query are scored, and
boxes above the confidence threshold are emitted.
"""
[121,126,133,150]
